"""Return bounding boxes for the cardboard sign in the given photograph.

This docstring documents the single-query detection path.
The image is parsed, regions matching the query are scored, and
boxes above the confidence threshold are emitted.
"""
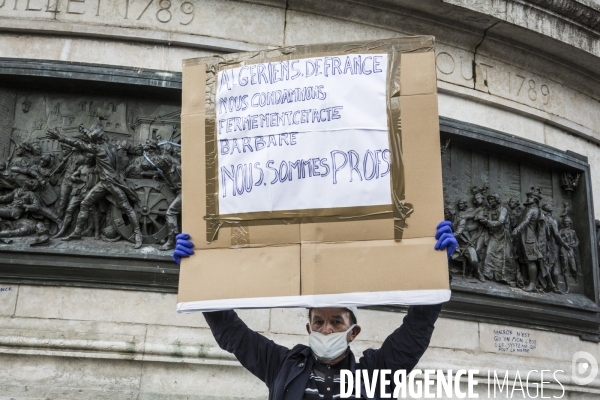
[216,55,391,215]
[178,37,450,312]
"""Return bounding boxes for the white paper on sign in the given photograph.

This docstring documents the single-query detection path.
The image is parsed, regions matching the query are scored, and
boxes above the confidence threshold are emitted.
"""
[215,54,391,214]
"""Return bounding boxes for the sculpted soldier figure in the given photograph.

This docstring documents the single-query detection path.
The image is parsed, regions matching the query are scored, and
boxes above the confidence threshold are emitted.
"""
[53,153,99,239]
[10,154,55,186]
[511,187,544,292]
[482,193,516,285]
[153,156,181,251]
[10,154,61,207]
[559,216,580,284]
[444,199,456,224]
[124,145,155,179]
[9,142,34,168]
[46,122,143,248]
[54,145,86,219]
[507,196,526,287]
[31,143,42,159]
[0,179,42,220]
[0,162,17,190]
[0,218,39,238]
[541,203,570,294]
[143,138,160,160]
[470,187,490,266]
[159,142,179,165]
[0,179,61,225]
[115,141,131,179]
[451,199,485,281]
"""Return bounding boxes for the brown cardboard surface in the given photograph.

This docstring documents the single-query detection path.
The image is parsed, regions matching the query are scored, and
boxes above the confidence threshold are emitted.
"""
[301,238,449,295]
[179,37,448,308]
[181,64,206,116]
[401,93,444,239]
[400,52,437,96]
[178,245,300,303]
[300,217,393,243]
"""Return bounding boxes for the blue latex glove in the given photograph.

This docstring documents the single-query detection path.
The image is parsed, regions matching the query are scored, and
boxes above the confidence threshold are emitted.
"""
[434,220,458,259]
[173,233,194,264]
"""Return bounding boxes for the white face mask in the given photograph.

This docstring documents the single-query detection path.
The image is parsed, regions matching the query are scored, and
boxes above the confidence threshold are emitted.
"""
[308,324,356,360]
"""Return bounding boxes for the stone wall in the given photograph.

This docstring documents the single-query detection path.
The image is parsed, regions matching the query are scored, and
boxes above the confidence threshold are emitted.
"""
[0,0,599,398]
[0,284,599,399]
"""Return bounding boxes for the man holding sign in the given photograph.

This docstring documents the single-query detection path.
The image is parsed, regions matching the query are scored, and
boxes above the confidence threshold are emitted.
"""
[173,222,456,399]
[176,38,454,397]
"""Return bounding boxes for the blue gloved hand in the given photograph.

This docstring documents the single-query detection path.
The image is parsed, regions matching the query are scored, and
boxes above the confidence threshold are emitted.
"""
[173,233,194,264]
[434,220,458,259]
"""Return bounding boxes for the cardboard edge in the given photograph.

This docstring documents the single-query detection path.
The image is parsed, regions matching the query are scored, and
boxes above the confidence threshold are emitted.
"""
[176,289,451,312]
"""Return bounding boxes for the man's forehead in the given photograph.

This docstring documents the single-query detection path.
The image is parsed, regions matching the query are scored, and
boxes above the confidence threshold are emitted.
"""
[311,307,351,319]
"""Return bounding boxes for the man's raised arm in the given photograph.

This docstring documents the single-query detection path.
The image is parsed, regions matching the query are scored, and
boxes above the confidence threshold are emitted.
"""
[360,303,442,374]
[203,309,289,386]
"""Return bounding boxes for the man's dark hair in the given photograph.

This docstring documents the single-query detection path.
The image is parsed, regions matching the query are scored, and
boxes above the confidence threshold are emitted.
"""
[308,308,357,325]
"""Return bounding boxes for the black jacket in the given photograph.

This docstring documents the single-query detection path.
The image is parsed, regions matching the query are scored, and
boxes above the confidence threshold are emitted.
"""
[203,304,442,400]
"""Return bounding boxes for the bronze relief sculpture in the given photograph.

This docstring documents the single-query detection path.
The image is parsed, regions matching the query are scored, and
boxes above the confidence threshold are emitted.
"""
[446,182,582,295]
[0,92,182,251]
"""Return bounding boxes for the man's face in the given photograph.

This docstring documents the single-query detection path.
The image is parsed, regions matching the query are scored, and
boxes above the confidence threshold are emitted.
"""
[508,198,517,209]
[306,308,360,340]
[488,196,498,207]
[457,200,467,211]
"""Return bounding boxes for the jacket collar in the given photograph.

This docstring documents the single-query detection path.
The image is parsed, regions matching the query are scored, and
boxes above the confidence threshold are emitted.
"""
[283,345,313,390]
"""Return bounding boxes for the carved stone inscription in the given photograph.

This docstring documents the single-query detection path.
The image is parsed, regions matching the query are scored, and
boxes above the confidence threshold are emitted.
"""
[0,0,281,47]
[442,142,584,296]
[435,44,600,135]
[0,88,182,250]
[1,0,197,25]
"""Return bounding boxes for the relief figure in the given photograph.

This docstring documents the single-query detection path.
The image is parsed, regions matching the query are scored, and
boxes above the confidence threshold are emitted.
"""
[451,199,485,282]
[153,155,181,251]
[559,216,580,290]
[541,203,570,294]
[482,193,517,285]
[511,187,544,292]
[53,153,100,239]
[46,120,143,248]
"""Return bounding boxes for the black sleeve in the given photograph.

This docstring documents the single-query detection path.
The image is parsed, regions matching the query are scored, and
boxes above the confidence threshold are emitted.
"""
[361,304,442,373]
[203,310,289,387]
